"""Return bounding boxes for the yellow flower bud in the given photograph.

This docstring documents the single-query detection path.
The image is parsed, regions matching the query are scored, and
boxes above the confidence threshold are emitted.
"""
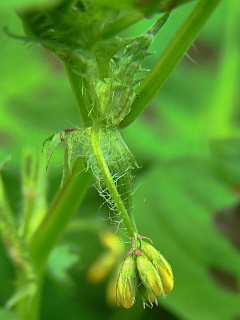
[140,240,174,293]
[135,250,163,298]
[153,255,174,293]
[116,253,137,308]
[140,239,159,260]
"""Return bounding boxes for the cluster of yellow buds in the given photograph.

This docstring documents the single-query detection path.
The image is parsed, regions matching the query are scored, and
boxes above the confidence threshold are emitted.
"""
[116,237,174,308]
[87,232,173,308]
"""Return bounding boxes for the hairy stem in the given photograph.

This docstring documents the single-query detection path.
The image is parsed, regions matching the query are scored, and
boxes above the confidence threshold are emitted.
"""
[91,124,138,238]
[120,0,222,128]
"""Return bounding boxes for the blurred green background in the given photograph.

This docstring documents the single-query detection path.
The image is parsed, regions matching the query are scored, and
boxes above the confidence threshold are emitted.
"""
[0,1,240,319]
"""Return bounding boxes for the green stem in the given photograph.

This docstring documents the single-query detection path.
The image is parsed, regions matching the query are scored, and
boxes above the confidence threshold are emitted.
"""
[101,12,144,40]
[91,124,138,238]
[20,153,45,242]
[29,157,92,272]
[15,273,42,320]
[120,0,222,128]
[64,62,93,127]
[1,170,39,319]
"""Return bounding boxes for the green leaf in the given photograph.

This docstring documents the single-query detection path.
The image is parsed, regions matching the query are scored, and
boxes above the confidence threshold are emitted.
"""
[18,2,169,127]
[47,244,79,284]
[18,1,117,62]
[96,13,169,126]
[211,138,240,187]
[133,160,240,320]
[44,131,67,170]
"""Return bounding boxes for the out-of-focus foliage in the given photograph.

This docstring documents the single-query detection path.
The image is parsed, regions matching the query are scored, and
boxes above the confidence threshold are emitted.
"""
[0,1,240,320]
[0,309,20,320]
[92,0,195,14]
[0,0,58,9]
[1,0,195,13]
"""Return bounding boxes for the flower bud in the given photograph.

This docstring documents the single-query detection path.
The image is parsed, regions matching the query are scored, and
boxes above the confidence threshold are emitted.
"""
[153,254,174,293]
[140,241,174,293]
[140,239,159,260]
[116,253,137,308]
[135,250,163,298]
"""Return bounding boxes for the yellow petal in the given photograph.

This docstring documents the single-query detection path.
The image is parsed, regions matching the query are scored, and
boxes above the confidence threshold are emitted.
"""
[140,240,174,294]
[154,256,174,293]
[116,254,137,308]
[136,251,163,298]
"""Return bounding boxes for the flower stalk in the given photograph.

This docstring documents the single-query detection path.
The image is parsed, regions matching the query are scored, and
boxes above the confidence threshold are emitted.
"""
[91,124,138,238]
